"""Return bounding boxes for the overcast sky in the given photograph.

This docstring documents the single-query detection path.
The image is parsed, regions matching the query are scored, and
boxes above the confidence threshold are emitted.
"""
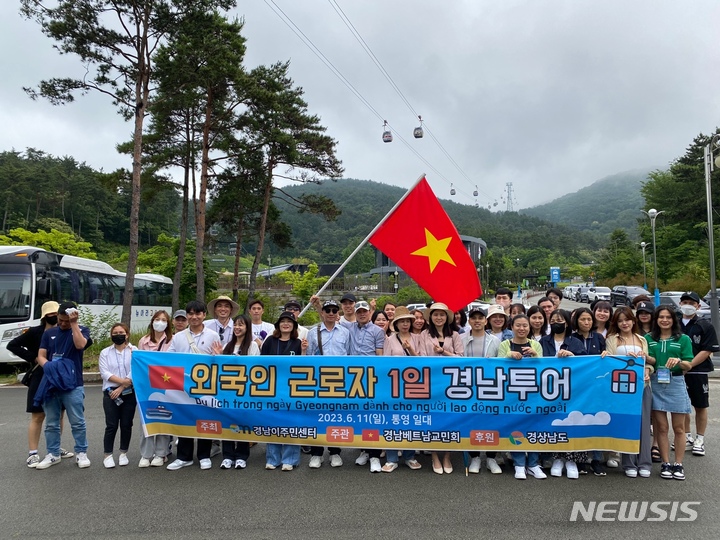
[2,0,719,210]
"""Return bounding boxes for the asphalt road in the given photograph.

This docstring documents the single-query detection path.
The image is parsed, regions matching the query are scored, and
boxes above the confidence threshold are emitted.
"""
[1,383,720,540]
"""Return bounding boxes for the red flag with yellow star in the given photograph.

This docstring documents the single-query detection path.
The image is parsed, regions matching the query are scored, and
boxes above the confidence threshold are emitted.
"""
[149,365,185,391]
[368,177,481,311]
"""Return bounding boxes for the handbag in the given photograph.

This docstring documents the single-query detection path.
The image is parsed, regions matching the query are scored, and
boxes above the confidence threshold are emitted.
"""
[21,363,39,386]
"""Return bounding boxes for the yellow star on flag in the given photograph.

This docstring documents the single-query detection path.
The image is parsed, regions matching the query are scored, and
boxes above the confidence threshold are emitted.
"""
[162,372,171,383]
[411,228,456,272]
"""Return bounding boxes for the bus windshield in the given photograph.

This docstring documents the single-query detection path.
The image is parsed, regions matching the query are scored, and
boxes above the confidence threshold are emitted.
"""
[0,263,32,322]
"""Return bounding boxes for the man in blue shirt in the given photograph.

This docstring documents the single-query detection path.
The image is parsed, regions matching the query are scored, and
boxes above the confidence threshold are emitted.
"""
[35,302,93,470]
[305,300,349,468]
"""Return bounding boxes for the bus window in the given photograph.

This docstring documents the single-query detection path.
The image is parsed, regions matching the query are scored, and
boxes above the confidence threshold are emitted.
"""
[0,263,32,320]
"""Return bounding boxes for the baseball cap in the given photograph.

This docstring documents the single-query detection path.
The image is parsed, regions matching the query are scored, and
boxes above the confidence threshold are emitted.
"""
[340,293,356,303]
[635,301,654,314]
[322,300,339,310]
[173,309,187,319]
[284,299,302,310]
[680,292,701,304]
[354,300,370,312]
[468,307,487,318]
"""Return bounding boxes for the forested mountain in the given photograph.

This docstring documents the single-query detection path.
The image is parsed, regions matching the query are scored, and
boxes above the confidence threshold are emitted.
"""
[268,179,603,278]
[519,169,651,236]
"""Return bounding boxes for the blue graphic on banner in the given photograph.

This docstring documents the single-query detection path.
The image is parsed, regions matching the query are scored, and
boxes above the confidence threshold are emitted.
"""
[132,351,643,452]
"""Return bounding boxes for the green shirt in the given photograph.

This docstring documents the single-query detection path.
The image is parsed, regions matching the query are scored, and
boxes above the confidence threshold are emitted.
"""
[644,333,693,375]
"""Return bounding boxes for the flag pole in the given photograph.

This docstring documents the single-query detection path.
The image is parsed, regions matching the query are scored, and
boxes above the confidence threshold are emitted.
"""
[298,174,426,318]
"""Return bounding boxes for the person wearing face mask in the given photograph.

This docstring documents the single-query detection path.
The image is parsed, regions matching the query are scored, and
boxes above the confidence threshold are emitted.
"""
[99,323,136,469]
[678,292,719,458]
[8,301,76,467]
[137,310,174,467]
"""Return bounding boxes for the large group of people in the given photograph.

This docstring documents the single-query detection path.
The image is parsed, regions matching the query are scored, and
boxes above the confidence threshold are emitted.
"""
[9,287,716,481]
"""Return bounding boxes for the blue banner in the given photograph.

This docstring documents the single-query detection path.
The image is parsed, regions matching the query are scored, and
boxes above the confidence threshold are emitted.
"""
[132,351,643,452]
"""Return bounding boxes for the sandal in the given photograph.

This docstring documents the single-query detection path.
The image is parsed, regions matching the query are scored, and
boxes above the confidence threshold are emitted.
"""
[381,462,398,473]
[651,446,661,463]
[405,459,422,470]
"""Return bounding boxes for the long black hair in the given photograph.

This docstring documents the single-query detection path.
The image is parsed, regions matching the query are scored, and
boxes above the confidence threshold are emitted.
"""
[428,309,454,339]
[651,305,683,341]
[223,314,254,356]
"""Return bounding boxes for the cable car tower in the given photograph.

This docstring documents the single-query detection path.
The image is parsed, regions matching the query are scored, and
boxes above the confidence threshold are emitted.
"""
[504,182,516,212]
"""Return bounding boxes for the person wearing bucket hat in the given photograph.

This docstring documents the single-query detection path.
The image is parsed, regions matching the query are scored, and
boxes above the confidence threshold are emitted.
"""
[679,291,720,458]
[205,296,240,346]
[261,312,306,471]
[7,301,75,468]
[420,302,463,475]
[486,304,513,341]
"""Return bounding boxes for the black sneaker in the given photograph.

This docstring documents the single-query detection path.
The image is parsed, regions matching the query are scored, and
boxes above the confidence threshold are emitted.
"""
[660,462,673,479]
[577,462,588,475]
[590,459,607,476]
[301,446,311,454]
[672,463,685,481]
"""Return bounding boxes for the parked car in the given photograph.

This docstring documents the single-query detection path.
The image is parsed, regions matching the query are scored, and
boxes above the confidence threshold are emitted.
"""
[587,286,612,302]
[658,292,711,319]
[610,286,651,307]
[704,289,720,303]
[564,285,579,300]
[576,286,591,303]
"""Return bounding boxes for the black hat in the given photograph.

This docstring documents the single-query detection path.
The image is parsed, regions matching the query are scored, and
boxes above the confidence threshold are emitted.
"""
[274,311,298,330]
[468,307,487,318]
[284,299,302,310]
[340,293,356,303]
[322,300,340,310]
[680,292,701,304]
[635,301,655,314]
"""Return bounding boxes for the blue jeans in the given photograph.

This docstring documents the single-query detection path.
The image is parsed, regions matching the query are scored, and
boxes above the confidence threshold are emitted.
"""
[43,387,87,455]
[512,452,539,467]
[266,444,301,467]
[385,449,416,463]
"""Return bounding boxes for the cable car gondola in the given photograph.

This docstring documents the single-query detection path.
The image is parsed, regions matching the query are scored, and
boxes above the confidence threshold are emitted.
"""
[382,120,393,143]
[450,183,456,196]
[473,185,478,197]
[413,115,424,138]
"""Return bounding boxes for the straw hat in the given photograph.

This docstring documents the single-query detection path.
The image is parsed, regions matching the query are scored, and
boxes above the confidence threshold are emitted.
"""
[41,301,60,319]
[207,295,240,318]
[423,302,454,323]
[392,306,415,330]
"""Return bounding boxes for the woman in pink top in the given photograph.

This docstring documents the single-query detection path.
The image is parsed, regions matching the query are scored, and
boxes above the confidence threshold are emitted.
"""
[137,310,173,468]
[420,302,463,475]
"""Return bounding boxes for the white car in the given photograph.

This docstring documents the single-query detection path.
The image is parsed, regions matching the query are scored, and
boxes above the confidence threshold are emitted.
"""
[587,287,611,302]
[564,286,579,299]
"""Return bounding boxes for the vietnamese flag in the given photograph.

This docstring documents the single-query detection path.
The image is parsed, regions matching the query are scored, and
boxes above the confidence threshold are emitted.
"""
[149,366,185,391]
[362,429,380,442]
[369,177,481,311]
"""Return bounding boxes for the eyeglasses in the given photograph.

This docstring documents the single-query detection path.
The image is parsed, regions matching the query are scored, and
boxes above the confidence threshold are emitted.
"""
[323,309,339,314]
[286,307,300,312]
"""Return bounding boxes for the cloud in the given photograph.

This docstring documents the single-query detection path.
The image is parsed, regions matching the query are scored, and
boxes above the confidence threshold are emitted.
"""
[551,411,611,426]
[148,390,196,405]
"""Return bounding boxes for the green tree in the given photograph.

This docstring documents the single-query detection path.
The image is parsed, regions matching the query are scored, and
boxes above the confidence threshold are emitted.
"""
[277,263,328,303]
[0,228,96,258]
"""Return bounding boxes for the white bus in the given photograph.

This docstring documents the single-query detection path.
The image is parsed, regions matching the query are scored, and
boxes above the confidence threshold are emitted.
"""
[0,246,172,364]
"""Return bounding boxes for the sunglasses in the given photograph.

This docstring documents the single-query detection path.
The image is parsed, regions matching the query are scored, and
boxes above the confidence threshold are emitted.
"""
[286,307,300,312]
[323,308,339,314]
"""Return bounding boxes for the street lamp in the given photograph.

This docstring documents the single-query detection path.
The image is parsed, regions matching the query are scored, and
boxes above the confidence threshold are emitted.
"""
[639,242,649,291]
[486,262,490,299]
[704,134,720,341]
[393,268,399,294]
[643,208,664,305]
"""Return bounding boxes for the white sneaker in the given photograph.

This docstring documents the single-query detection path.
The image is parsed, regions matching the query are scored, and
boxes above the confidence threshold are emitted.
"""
[308,456,323,468]
[199,458,212,470]
[550,458,564,477]
[118,453,129,466]
[355,451,370,466]
[150,456,164,467]
[526,465,547,479]
[220,459,233,469]
[167,458,193,470]
[486,457,502,474]
[566,461,579,479]
[36,453,61,470]
[625,468,638,478]
[26,454,40,468]
[138,457,151,468]
[76,452,91,469]
[330,454,343,467]
[265,462,276,470]
[606,453,620,468]
[468,456,482,474]
[103,455,115,469]
[638,468,651,478]
[369,457,382,473]
[281,463,294,471]
[514,466,527,479]
[235,459,247,469]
